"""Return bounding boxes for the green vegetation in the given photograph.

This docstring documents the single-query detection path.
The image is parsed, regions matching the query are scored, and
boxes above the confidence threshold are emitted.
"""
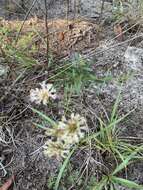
[31,90,143,190]
[1,1,143,190]
[112,0,143,22]
[0,22,38,68]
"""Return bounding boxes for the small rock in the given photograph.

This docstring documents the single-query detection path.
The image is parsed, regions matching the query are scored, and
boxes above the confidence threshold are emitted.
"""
[124,46,143,71]
[0,64,9,82]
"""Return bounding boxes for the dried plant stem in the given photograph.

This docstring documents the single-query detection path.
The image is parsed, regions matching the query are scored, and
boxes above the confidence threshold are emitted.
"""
[100,0,105,21]
[44,0,49,65]
[66,0,70,21]
[15,0,38,43]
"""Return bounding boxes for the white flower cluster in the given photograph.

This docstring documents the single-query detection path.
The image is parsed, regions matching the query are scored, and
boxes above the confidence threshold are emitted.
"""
[43,113,88,159]
[30,81,57,105]
[29,81,88,159]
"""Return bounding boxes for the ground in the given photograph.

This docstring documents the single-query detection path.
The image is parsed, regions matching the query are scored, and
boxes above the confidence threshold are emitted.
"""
[0,1,143,190]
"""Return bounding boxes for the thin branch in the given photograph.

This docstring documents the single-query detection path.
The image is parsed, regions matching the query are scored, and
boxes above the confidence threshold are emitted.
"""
[100,0,105,21]
[15,0,38,43]
[44,0,49,65]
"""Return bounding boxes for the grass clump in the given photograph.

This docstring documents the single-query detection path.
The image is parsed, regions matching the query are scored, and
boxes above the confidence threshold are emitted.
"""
[31,88,143,190]
[83,89,143,189]
[85,90,141,161]
[92,148,143,190]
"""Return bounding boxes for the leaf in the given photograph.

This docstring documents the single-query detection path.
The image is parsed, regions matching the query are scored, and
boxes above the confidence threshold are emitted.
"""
[92,176,108,190]
[0,175,14,190]
[58,32,65,41]
[54,147,76,190]
[33,122,49,130]
[110,86,122,123]
[110,183,114,190]
[112,145,143,175]
[111,176,143,189]
[83,109,134,142]
[30,108,58,127]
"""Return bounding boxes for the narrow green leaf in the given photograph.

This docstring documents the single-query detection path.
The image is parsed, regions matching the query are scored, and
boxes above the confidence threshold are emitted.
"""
[92,176,108,190]
[112,146,143,175]
[54,147,76,190]
[83,109,134,143]
[111,176,143,189]
[99,118,105,141]
[33,123,49,130]
[111,87,122,123]
[31,108,57,127]
[108,109,135,129]
[113,148,125,162]
[110,183,115,190]
[93,137,108,151]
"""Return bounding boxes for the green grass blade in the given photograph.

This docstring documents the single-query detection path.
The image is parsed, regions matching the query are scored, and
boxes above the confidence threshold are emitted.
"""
[108,108,134,130]
[83,109,134,143]
[110,86,122,123]
[112,146,143,175]
[110,183,115,190]
[54,147,76,190]
[99,118,106,141]
[93,137,108,151]
[92,176,108,190]
[113,148,125,162]
[111,176,143,189]
[49,63,73,81]
[31,108,57,127]
[112,155,133,176]
[89,75,113,83]
[33,122,49,130]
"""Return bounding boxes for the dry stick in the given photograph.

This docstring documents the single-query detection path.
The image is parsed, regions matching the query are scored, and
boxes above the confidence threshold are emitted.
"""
[66,0,70,22]
[73,0,77,20]
[44,0,49,65]
[15,0,38,43]
[99,0,105,21]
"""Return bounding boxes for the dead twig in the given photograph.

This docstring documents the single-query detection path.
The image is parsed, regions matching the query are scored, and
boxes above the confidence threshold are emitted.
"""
[15,0,38,43]
[99,0,105,21]
[44,0,49,65]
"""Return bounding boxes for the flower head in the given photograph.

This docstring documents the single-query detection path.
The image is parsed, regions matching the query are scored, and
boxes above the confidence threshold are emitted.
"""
[43,140,70,159]
[30,81,56,105]
[61,113,88,144]
[45,121,66,140]
[43,113,88,159]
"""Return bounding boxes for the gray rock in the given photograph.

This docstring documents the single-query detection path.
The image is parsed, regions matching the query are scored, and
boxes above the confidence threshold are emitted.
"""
[0,59,9,82]
[124,46,143,71]
[0,0,113,19]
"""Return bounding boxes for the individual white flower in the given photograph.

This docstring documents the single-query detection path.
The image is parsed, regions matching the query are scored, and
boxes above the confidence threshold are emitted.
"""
[43,140,70,159]
[30,81,57,105]
[45,123,66,141]
[62,113,88,144]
